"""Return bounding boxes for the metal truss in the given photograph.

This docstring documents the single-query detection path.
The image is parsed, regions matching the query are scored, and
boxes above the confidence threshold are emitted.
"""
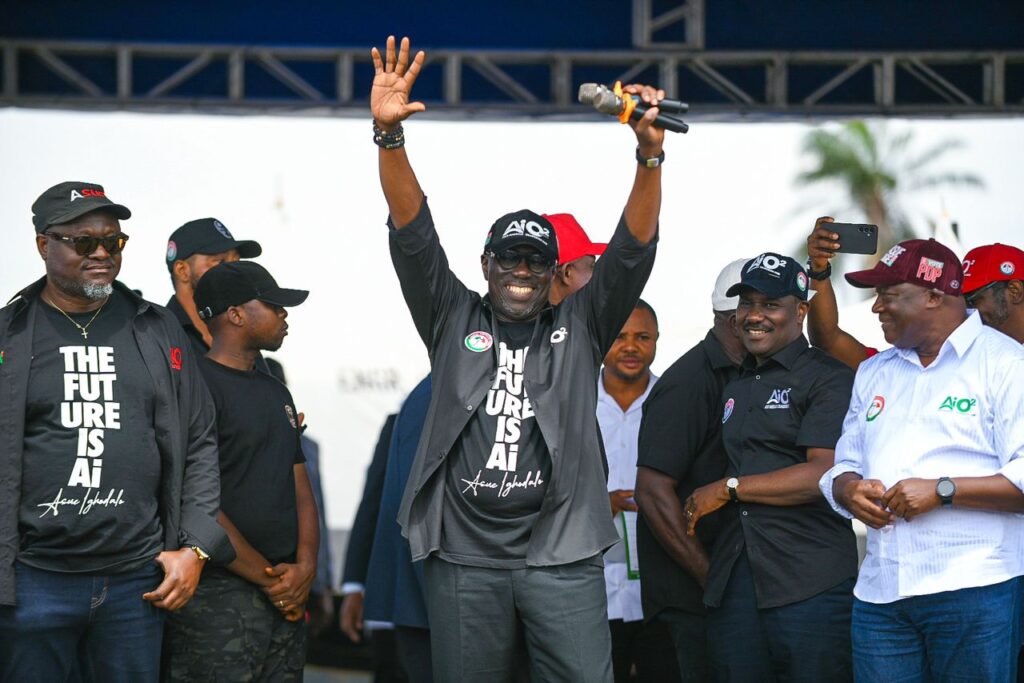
[632,0,705,50]
[2,40,1023,119]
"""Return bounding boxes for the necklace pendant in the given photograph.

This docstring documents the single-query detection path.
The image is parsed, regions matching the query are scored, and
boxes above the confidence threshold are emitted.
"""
[81,330,89,340]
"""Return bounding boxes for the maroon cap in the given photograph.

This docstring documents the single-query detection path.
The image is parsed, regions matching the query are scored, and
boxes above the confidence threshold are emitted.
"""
[845,238,963,295]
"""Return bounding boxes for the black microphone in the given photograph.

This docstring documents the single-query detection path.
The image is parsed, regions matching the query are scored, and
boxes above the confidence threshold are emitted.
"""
[577,83,690,134]
[578,83,689,115]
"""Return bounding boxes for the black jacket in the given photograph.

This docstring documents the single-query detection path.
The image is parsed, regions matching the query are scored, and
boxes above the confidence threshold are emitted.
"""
[391,201,657,566]
[0,278,234,606]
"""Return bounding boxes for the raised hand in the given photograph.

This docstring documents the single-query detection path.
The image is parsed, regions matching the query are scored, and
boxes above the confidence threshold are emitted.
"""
[371,35,426,130]
[621,83,667,155]
[808,216,840,273]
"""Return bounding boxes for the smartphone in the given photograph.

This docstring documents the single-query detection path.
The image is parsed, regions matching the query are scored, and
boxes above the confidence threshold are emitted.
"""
[831,223,879,255]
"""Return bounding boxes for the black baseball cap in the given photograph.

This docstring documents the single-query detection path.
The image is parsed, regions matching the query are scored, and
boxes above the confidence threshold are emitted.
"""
[193,261,308,320]
[166,218,262,272]
[32,181,131,233]
[726,252,810,301]
[483,210,559,263]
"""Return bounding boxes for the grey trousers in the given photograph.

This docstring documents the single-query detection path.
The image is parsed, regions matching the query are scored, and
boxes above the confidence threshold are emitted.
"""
[424,556,613,683]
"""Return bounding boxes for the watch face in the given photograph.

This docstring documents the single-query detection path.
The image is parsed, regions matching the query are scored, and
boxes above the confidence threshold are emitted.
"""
[727,477,739,489]
[937,478,955,498]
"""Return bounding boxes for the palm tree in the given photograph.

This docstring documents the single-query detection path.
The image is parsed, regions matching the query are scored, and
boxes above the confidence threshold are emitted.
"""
[796,121,983,258]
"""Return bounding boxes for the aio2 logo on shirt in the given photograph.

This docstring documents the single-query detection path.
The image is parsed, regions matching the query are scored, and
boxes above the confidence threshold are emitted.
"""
[866,395,885,422]
[939,395,977,416]
[764,388,792,410]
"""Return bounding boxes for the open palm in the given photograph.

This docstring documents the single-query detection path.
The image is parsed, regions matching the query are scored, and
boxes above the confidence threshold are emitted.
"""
[371,36,426,128]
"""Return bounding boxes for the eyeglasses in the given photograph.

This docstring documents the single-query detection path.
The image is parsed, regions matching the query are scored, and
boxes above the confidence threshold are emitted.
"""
[489,250,555,274]
[964,280,1006,306]
[45,232,130,256]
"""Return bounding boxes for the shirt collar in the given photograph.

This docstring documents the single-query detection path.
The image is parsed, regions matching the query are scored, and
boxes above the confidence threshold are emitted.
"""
[894,311,982,366]
[741,334,809,372]
[598,370,658,414]
[703,329,739,370]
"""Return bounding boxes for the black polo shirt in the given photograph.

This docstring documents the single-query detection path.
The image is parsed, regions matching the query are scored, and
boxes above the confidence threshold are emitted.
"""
[636,330,738,619]
[704,335,857,610]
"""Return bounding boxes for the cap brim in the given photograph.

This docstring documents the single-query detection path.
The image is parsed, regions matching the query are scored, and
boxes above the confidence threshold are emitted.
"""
[590,243,608,257]
[844,268,904,289]
[233,240,262,258]
[48,201,132,228]
[726,282,804,300]
[259,287,309,308]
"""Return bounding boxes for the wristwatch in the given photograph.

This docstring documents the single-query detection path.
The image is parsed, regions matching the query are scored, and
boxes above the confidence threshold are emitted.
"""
[806,260,832,281]
[189,545,211,562]
[636,146,665,168]
[936,477,956,506]
[726,477,740,503]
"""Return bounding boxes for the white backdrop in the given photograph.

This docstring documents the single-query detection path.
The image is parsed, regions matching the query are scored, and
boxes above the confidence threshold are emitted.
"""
[2,109,1021,528]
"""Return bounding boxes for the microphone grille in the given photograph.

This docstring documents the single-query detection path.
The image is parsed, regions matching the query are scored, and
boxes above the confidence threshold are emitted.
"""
[577,83,602,105]
[592,90,623,115]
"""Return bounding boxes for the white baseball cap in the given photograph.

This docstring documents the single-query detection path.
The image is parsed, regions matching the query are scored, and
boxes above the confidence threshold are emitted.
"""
[712,258,751,311]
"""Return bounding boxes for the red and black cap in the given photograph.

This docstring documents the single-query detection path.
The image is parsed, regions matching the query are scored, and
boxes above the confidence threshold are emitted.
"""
[961,243,1024,294]
[483,210,559,263]
[193,261,308,320]
[32,181,131,233]
[165,218,262,272]
[846,238,962,295]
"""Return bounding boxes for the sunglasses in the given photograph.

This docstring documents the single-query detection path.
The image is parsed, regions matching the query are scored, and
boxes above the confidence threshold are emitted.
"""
[45,232,130,256]
[489,249,555,274]
[964,280,1005,306]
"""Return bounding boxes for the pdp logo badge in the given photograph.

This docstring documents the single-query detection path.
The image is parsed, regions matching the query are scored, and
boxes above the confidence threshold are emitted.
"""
[722,398,735,423]
[1001,261,1016,276]
[866,395,885,422]
[796,272,808,293]
[166,240,177,262]
[465,331,493,353]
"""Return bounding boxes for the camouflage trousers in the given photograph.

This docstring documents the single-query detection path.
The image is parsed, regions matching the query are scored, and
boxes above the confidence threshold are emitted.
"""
[162,568,306,682]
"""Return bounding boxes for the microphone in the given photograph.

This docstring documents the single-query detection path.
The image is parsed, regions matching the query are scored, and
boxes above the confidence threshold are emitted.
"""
[578,83,689,115]
[577,83,690,134]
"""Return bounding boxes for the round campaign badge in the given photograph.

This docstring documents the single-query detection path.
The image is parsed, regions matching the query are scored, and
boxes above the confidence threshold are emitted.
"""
[722,398,735,424]
[166,240,177,261]
[796,271,808,292]
[464,331,493,353]
[213,219,233,239]
[1000,261,1016,276]
[866,395,885,422]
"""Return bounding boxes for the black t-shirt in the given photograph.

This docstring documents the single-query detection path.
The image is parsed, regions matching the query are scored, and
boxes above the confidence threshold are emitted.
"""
[704,336,858,610]
[440,321,551,568]
[636,331,738,618]
[200,357,305,564]
[19,291,164,573]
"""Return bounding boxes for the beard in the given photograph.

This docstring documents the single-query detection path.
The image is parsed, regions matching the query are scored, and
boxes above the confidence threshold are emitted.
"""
[51,273,114,301]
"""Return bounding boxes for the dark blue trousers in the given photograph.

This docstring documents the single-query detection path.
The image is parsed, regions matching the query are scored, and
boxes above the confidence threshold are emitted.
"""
[0,561,165,682]
[706,551,853,683]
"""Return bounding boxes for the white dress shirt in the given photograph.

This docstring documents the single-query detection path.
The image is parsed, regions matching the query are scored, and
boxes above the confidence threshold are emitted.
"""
[597,371,658,622]
[820,312,1024,604]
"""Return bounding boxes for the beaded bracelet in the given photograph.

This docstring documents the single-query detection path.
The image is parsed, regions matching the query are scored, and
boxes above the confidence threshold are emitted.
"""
[373,121,405,150]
